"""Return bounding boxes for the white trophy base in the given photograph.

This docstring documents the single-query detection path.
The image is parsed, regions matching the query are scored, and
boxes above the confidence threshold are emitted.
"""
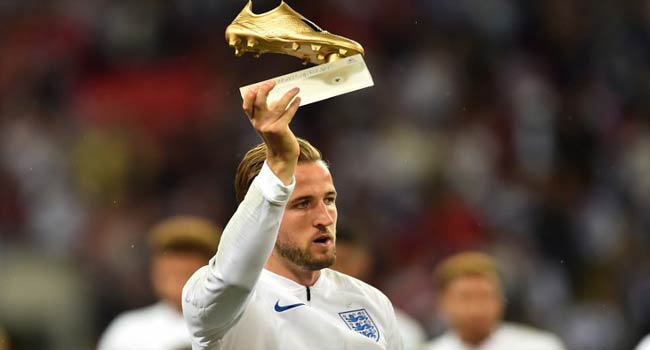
[239,54,374,107]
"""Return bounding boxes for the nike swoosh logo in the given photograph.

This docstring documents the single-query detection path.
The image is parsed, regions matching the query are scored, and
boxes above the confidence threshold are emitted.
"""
[274,300,305,312]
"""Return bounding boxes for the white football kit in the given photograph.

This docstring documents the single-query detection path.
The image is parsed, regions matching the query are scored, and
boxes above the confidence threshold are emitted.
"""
[182,162,403,350]
[423,322,565,350]
[98,302,191,350]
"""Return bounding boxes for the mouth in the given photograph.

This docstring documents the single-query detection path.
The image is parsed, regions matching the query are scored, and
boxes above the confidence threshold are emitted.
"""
[312,234,333,247]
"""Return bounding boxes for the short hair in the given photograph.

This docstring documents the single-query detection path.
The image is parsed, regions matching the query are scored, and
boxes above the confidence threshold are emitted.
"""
[433,251,501,291]
[234,137,322,203]
[148,216,221,258]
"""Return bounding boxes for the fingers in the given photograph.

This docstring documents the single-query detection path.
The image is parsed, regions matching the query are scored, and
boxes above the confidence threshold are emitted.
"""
[254,80,276,111]
[282,97,301,124]
[272,87,300,113]
[242,81,300,122]
[242,88,257,118]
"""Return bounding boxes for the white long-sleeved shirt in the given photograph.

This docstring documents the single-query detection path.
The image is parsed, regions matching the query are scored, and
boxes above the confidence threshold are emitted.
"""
[98,302,190,350]
[423,322,565,350]
[182,162,402,350]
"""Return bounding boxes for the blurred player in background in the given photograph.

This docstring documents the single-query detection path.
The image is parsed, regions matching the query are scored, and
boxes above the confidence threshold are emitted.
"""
[636,334,650,350]
[331,229,427,350]
[423,252,565,350]
[98,216,221,350]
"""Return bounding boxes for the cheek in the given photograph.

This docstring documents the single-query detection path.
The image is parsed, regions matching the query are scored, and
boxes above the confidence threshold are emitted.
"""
[487,299,504,318]
[154,266,185,287]
[280,210,305,227]
[444,299,465,318]
[278,214,301,239]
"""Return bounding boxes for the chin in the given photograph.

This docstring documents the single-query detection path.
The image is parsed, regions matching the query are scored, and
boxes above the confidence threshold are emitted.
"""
[304,255,336,270]
[464,328,492,343]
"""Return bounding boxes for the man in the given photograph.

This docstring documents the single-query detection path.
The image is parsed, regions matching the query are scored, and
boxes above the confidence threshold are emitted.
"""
[98,216,222,350]
[424,251,565,350]
[331,229,427,350]
[182,81,402,349]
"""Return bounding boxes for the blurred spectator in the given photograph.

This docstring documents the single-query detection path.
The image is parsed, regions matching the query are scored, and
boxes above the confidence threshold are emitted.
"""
[331,229,427,350]
[0,115,85,256]
[97,216,221,350]
[423,252,565,350]
[559,302,625,350]
[0,248,94,350]
[0,327,8,350]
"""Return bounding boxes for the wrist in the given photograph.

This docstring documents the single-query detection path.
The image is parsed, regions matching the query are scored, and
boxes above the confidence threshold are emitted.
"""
[266,157,297,186]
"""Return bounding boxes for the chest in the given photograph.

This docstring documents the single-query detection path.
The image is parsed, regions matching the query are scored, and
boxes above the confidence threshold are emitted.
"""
[222,284,389,350]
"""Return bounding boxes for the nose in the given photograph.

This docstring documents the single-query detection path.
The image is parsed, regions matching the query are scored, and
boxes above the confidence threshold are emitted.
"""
[313,201,335,228]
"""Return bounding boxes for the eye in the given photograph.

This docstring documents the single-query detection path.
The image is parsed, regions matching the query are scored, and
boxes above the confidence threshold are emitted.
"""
[324,197,336,205]
[294,200,310,209]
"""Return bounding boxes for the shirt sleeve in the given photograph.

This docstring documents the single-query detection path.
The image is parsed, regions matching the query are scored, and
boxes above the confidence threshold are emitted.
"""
[182,161,295,348]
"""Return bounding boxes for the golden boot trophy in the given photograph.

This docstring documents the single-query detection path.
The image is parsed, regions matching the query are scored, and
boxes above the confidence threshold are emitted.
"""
[227,1,374,106]
[226,1,364,65]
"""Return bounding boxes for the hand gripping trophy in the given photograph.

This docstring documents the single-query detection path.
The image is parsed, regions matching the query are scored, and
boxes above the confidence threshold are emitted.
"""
[226,1,374,106]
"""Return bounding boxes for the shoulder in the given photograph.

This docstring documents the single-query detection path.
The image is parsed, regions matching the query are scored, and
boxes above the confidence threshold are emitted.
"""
[636,334,650,350]
[394,309,427,342]
[323,269,392,304]
[106,303,164,328]
[422,332,457,350]
[499,323,565,349]
[98,304,163,348]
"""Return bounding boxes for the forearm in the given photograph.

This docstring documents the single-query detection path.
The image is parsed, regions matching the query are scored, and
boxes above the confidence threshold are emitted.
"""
[182,161,294,341]
[214,161,294,287]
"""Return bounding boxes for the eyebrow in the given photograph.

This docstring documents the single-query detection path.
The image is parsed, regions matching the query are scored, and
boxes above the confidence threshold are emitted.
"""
[289,191,337,204]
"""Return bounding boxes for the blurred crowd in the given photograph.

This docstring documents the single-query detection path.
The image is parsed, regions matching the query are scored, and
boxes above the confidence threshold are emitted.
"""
[0,0,649,349]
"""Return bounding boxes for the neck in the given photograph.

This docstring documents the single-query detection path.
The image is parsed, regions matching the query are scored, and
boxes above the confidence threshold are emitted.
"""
[458,327,495,348]
[460,335,485,348]
[265,254,321,286]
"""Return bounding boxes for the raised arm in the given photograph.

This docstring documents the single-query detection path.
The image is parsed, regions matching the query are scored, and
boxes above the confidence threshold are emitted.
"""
[182,82,301,348]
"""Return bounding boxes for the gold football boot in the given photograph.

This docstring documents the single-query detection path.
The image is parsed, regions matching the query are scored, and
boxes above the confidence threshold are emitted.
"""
[225,1,364,65]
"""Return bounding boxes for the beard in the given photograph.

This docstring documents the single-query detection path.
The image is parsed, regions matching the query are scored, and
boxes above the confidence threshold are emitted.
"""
[275,237,336,270]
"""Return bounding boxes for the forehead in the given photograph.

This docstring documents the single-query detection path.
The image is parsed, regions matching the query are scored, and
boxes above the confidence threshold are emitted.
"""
[292,161,335,195]
[153,251,209,265]
[446,274,499,293]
